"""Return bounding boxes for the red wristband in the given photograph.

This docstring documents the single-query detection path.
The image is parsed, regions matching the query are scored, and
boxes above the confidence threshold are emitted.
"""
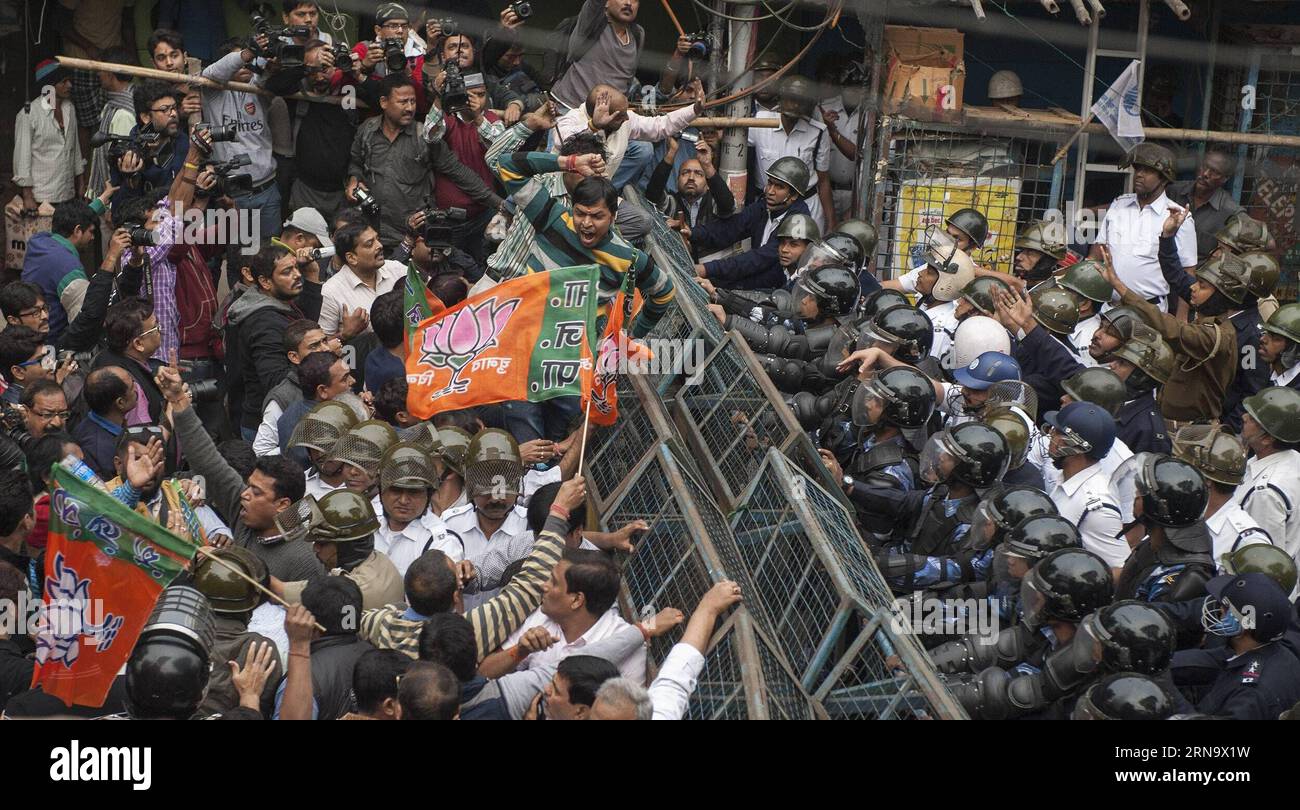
[550,504,571,521]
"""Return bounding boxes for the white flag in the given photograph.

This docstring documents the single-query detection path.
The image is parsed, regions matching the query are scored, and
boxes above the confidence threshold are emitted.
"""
[1091,60,1144,150]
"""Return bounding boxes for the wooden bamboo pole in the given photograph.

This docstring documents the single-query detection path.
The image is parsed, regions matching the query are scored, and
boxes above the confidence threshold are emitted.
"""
[690,116,780,128]
[56,55,348,106]
[193,545,328,633]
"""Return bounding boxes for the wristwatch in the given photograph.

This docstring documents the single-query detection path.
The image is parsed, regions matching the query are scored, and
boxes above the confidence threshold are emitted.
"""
[842,475,855,492]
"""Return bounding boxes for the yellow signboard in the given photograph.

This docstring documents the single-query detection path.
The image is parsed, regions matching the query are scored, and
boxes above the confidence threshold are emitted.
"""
[889,176,1022,276]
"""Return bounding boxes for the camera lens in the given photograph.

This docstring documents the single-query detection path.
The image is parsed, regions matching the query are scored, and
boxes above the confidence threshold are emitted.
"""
[188,379,221,404]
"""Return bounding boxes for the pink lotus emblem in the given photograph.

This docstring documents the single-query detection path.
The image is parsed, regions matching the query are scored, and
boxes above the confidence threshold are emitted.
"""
[419,297,520,396]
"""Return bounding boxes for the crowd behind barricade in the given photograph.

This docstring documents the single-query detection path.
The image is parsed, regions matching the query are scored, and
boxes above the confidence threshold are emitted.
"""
[2,0,1299,722]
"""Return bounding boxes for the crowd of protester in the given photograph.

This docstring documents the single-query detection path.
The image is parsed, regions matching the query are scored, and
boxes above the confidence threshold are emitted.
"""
[2,0,1300,721]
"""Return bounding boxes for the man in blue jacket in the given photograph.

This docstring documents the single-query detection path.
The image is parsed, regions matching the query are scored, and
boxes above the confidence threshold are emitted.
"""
[677,156,811,291]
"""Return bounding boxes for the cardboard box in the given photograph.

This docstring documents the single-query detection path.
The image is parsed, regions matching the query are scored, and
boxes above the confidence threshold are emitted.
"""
[883,25,966,123]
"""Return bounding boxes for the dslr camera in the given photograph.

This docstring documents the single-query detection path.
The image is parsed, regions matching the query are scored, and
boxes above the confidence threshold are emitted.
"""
[328,41,354,71]
[430,18,459,38]
[381,37,406,72]
[251,15,308,69]
[418,204,468,250]
[193,122,239,144]
[684,31,712,60]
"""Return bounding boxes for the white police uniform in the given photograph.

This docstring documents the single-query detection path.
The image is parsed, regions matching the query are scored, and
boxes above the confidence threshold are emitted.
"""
[1236,449,1300,559]
[923,299,959,364]
[1205,502,1273,572]
[1068,313,1103,368]
[370,494,463,578]
[442,502,535,611]
[1049,462,1129,568]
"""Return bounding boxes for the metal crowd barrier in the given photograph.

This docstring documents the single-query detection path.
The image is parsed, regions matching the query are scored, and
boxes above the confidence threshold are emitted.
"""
[603,443,826,720]
[593,189,964,719]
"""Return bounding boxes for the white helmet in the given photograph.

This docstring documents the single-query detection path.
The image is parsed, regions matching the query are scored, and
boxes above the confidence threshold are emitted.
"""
[941,315,1011,370]
[927,245,978,303]
[987,70,1023,101]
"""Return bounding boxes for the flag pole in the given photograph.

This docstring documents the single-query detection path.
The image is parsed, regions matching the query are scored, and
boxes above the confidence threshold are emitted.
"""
[192,546,327,633]
[1051,112,1095,165]
[575,392,594,477]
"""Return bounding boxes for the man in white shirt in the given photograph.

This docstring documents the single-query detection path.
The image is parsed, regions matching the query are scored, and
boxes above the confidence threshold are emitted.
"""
[1169,424,1272,569]
[488,549,647,684]
[1044,402,1129,571]
[1091,143,1197,312]
[553,82,701,182]
[1236,387,1300,559]
[14,61,85,210]
[373,443,462,578]
[318,223,404,337]
[814,60,868,223]
[749,76,834,233]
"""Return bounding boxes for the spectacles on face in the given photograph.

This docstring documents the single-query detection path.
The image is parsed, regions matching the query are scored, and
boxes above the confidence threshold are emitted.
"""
[32,409,71,421]
[379,20,408,32]
[19,305,49,318]
[19,346,55,370]
[151,104,179,116]
[137,325,161,340]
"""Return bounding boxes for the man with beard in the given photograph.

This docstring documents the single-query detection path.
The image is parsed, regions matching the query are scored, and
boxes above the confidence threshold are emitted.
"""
[645,137,734,227]
[1167,146,1243,261]
[226,244,307,442]
[1098,246,1236,428]
[110,81,189,211]
[1012,220,1069,285]
[1259,304,1300,390]
[1091,143,1198,313]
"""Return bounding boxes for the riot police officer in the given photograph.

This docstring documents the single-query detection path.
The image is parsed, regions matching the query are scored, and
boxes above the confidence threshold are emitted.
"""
[1053,260,1115,366]
[374,441,458,577]
[1014,219,1068,284]
[1073,672,1179,720]
[942,548,1114,718]
[1030,286,1081,350]
[844,422,1010,559]
[1086,304,1148,364]
[1236,386,1300,557]
[123,586,217,720]
[841,365,936,494]
[1106,323,1174,455]
[1116,454,1215,603]
[431,425,474,515]
[1171,425,1271,568]
[949,350,1021,424]
[1259,302,1300,390]
[1213,211,1273,259]
[278,489,404,611]
[1171,572,1300,720]
[1043,401,1129,570]
[945,208,989,254]
[984,404,1045,489]
[955,275,1012,324]
[882,236,978,363]
[829,218,880,295]
[327,419,400,496]
[288,399,363,497]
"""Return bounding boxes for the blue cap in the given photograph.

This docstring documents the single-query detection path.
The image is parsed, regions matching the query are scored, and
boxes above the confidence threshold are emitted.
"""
[1043,400,1116,460]
[1206,573,1292,642]
[952,351,1020,390]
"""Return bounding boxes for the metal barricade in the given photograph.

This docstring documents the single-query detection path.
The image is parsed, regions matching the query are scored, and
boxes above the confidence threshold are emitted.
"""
[603,442,825,719]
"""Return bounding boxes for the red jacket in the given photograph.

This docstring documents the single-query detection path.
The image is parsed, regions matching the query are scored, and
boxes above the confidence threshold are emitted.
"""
[167,235,222,360]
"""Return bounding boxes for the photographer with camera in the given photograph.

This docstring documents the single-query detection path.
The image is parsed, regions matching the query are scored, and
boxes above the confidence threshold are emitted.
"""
[393,209,480,282]
[109,81,190,213]
[482,7,547,117]
[348,74,503,252]
[423,69,507,266]
[85,48,139,211]
[354,4,433,116]
[200,35,282,241]
[287,40,360,221]
[424,27,525,126]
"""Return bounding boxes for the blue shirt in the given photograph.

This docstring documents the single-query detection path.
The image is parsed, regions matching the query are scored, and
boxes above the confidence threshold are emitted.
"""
[365,349,406,395]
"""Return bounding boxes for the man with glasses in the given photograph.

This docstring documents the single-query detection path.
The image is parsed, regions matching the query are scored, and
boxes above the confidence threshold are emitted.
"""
[0,327,56,407]
[355,4,432,115]
[110,81,191,211]
[18,379,70,443]
[1168,145,1243,262]
[92,298,166,426]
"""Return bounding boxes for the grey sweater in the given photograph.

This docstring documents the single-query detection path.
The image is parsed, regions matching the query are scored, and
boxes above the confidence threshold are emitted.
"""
[174,405,325,583]
[201,51,276,186]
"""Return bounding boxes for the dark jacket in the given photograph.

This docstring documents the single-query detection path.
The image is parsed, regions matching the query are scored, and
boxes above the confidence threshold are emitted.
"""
[1011,326,1084,412]
[71,412,122,481]
[309,634,374,720]
[1116,393,1171,456]
[690,199,811,290]
[645,156,736,228]
[91,349,165,425]
[202,616,284,718]
[225,287,304,430]
[21,232,84,341]
[1172,640,1300,720]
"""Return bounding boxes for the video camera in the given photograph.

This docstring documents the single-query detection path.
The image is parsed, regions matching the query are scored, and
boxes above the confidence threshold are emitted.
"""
[440,60,470,115]
[251,15,308,69]
[197,153,254,198]
[419,204,468,250]
[90,130,162,165]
